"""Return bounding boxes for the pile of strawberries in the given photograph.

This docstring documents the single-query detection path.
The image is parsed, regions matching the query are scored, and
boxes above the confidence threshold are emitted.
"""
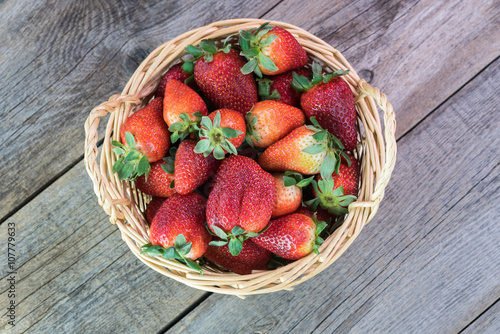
[111,23,360,275]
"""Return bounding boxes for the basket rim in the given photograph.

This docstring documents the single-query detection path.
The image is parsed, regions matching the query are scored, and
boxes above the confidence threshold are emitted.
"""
[83,18,397,296]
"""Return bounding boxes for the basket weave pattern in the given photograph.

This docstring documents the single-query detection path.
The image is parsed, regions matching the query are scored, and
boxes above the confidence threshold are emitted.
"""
[84,19,396,296]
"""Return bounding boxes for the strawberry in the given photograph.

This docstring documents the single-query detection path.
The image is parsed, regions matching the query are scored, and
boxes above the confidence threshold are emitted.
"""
[252,213,327,260]
[141,193,210,274]
[206,155,276,255]
[112,97,170,181]
[271,172,314,218]
[187,40,258,114]
[239,23,308,77]
[258,119,351,178]
[293,62,357,151]
[308,154,359,215]
[194,109,246,160]
[257,68,311,107]
[155,62,195,98]
[145,197,167,225]
[135,158,176,197]
[245,100,305,148]
[163,79,208,143]
[204,239,271,275]
[174,139,220,195]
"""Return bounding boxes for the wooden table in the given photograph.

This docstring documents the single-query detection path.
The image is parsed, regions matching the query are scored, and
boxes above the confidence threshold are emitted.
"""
[1,0,499,333]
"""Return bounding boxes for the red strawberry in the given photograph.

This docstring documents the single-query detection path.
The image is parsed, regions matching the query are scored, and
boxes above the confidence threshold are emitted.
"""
[112,97,170,181]
[272,173,302,218]
[245,100,305,148]
[145,197,167,225]
[239,23,308,76]
[204,239,271,275]
[258,68,311,107]
[174,139,220,195]
[163,79,207,144]
[293,62,357,151]
[155,63,195,98]
[194,109,246,159]
[206,155,276,255]
[188,41,258,114]
[135,160,176,197]
[148,193,210,264]
[309,154,360,215]
[252,213,327,260]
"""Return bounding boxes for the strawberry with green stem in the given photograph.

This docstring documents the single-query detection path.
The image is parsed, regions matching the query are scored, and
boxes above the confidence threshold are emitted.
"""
[252,213,328,260]
[112,97,170,181]
[239,22,308,77]
[194,109,245,160]
[292,62,358,151]
[186,39,258,114]
[307,154,359,215]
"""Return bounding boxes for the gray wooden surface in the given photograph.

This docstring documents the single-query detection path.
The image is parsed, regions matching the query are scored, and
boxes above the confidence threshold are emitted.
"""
[0,0,498,333]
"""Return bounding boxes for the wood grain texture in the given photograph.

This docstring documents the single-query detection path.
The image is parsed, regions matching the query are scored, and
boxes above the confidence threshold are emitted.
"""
[461,300,500,334]
[0,161,207,333]
[0,0,281,221]
[264,0,500,137]
[165,57,500,334]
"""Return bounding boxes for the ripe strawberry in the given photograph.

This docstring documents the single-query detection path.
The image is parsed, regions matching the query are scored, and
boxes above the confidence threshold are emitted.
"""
[155,62,195,98]
[257,68,311,107]
[204,239,271,275]
[252,213,327,260]
[194,109,246,160]
[308,154,360,215]
[174,139,220,195]
[135,159,176,197]
[258,118,350,179]
[112,97,170,181]
[187,40,258,114]
[206,155,276,255]
[239,23,308,76]
[145,197,167,225]
[245,100,305,148]
[163,79,207,143]
[147,193,210,263]
[272,173,303,218]
[293,62,357,151]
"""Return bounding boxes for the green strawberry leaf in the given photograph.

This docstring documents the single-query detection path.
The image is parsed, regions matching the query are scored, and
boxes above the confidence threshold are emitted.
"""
[210,225,228,240]
[125,132,135,148]
[175,234,187,249]
[161,247,177,260]
[200,116,213,131]
[231,226,246,236]
[258,53,278,72]
[112,147,125,155]
[111,140,125,148]
[123,150,140,163]
[283,175,297,187]
[182,60,195,74]
[221,127,243,138]
[241,58,259,75]
[186,45,203,57]
[212,110,221,128]
[193,139,211,154]
[178,242,192,256]
[170,179,175,189]
[199,39,217,54]
[213,145,226,160]
[140,245,164,257]
[312,130,328,142]
[242,47,260,58]
[320,153,336,180]
[302,144,326,155]
[239,29,254,41]
[112,156,125,174]
[117,162,134,180]
[209,240,228,247]
[296,176,314,188]
[161,161,175,175]
[137,155,150,176]
[260,34,277,46]
[184,258,203,274]
[228,238,243,256]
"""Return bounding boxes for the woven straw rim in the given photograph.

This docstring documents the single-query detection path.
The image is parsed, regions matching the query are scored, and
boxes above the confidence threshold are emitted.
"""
[84,18,397,297]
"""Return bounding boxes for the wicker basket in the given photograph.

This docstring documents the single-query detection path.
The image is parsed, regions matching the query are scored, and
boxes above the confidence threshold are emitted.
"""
[84,18,396,297]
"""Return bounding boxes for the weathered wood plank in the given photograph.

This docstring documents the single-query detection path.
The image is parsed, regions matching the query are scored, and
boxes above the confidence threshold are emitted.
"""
[0,161,207,333]
[164,54,500,334]
[265,0,500,137]
[0,0,282,221]
[461,300,500,334]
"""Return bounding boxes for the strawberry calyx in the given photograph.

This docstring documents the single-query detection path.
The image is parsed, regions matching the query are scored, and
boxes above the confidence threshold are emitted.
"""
[292,62,349,92]
[140,234,203,274]
[111,132,151,181]
[160,147,177,189]
[244,109,259,146]
[302,117,352,178]
[208,225,267,256]
[194,110,243,160]
[312,213,328,254]
[256,78,281,100]
[282,171,315,188]
[306,179,357,216]
[168,111,203,144]
[184,38,232,65]
[239,22,279,77]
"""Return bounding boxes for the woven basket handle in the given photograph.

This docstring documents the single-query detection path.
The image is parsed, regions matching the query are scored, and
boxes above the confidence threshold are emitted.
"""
[84,94,141,218]
[351,79,397,221]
